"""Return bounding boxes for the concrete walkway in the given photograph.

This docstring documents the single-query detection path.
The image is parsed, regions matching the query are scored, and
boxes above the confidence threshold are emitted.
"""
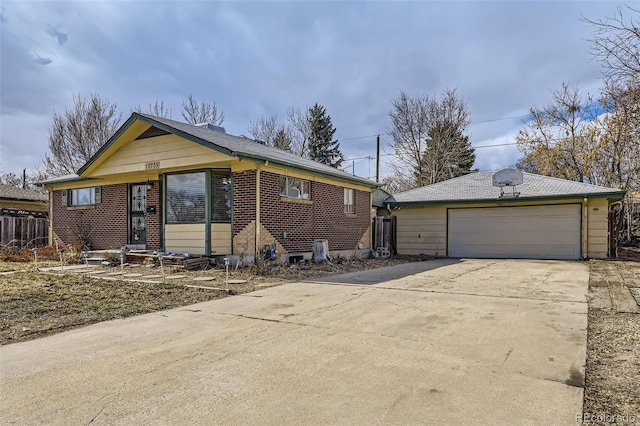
[0,259,588,425]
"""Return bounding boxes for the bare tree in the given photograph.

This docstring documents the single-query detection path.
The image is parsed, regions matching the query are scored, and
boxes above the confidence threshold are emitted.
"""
[133,99,172,118]
[247,115,293,151]
[516,82,599,183]
[584,6,640,84]
[0,172,22,187]
[44,94,121,176]
[591,81,640,190]
[386,93,431,191]
[181,95,224,125]
[287,107,311,157]
[247,115,279,144]
[516,81,640,246]
[387,89,474,191]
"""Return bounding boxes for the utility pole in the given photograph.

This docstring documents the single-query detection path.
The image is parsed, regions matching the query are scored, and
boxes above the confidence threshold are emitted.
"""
[22,168,26,189]
[376,135,380,182]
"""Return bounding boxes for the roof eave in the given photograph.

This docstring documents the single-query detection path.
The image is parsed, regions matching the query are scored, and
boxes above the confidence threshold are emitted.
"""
[76,113,235,176]
[0,196,48,202]
[388,191,627,207]
[236,152,380,188]
[38,176,94,188]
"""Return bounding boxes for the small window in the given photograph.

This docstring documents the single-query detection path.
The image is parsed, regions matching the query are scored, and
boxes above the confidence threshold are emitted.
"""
[344,188,355,213]
[280,176,310,199]
[69,187,98,206]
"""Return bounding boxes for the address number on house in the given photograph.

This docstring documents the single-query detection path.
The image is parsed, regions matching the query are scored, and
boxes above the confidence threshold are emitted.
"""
[146,161,160,169]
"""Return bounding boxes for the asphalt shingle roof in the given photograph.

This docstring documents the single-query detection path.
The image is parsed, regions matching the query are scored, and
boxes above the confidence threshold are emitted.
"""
[135,114,376,186]
[46,113,374,188]
[0,183,48,202]
[387,171,625,205]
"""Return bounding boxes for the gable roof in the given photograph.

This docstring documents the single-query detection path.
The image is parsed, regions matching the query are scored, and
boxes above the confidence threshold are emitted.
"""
[387,171,626,206]
[0,184,48,202]
[69,112,377,188]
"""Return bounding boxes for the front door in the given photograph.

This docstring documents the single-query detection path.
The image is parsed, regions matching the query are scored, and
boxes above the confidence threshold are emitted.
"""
[129,183,147,246]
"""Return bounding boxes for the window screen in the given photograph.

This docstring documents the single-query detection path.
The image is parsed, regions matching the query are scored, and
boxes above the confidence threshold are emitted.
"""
[211,172,231,223]
[166,172,206,224]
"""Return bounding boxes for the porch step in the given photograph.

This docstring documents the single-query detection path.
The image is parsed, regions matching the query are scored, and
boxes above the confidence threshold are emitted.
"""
[85,257,108,265]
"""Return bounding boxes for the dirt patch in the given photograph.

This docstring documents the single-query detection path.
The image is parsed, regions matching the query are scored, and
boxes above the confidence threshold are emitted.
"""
[0,256,421,345]
[584,259,640,423]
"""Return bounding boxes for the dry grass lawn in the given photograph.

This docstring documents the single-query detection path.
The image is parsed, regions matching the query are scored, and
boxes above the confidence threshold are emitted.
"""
[0,256,417,344]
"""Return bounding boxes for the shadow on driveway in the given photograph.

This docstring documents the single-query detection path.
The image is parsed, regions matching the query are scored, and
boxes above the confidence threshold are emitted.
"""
[306,258,461,285]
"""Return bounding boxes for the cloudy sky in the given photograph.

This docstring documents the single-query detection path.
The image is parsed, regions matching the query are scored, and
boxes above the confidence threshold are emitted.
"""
[0,1,632,180]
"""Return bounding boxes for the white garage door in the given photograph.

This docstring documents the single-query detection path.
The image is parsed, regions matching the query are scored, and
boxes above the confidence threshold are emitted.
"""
[448,204,581,260]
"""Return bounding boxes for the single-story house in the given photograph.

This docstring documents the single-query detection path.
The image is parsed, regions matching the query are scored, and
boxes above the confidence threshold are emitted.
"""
[0,184,49,247]
[40,113,378,261]
[0,184,48,217]
[386,171,626,260]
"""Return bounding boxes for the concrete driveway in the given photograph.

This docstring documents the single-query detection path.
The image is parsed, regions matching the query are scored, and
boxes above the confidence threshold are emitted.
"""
[0,259,588,425]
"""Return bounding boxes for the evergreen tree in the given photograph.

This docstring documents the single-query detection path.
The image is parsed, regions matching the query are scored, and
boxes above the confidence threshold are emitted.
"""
[416,119,476,185]
[273,128,293,151]
[308,104,344,168]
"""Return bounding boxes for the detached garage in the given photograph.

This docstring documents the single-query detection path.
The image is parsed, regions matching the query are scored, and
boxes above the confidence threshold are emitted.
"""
[387,171,625,260]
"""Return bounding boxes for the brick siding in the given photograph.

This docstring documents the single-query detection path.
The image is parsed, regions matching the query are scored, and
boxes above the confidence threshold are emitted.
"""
[145,180,161,250]
[51,181,161,250]
[52,170,370,254]
[232,170,371,253]
[232,170,257,236]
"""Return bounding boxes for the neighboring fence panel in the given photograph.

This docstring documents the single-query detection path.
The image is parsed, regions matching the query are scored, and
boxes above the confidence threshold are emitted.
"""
[0,215,49,248]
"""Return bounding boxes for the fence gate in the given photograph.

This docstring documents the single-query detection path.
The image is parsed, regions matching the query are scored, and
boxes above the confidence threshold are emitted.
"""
[373,215,395,255]
[0,215,49,248]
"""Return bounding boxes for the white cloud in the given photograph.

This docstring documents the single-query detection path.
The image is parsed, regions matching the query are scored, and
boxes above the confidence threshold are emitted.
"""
[0,0,629,181]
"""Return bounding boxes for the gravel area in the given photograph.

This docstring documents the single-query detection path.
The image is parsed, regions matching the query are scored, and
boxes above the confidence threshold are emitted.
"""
[584,259,640,424]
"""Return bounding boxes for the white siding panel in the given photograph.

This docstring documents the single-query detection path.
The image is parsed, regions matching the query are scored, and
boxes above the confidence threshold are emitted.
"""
[165,224,205,254]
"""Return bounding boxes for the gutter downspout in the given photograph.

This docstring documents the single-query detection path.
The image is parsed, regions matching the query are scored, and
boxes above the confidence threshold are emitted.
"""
[205,170,212,256]
[48,189,53,246]
[582,197,588,259]
[255,165,261,258]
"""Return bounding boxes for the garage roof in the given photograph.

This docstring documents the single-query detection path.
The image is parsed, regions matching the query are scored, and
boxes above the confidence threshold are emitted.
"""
[0,183,48,202]
[387,171,626,206]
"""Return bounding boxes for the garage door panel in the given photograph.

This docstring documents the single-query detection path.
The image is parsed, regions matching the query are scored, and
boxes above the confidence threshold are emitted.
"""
[448,205,580,260]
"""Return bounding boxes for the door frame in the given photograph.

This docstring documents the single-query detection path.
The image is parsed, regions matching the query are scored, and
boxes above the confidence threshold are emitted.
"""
[128,182,148,248]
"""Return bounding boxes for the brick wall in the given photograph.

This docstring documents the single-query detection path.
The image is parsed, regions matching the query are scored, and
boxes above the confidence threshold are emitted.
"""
[145,180,161,250]
[51,181,162,250]
[232,170,371,254]
[232,170,257,236]
[52,184,128,249]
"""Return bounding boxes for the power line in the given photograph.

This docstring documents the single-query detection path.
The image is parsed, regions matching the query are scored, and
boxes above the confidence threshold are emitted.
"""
[343,142,519,162]
[339,114,529,142]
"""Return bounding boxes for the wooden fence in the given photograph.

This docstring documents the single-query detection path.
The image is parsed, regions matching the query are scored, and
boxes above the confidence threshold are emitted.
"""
[372,215,396,254]
[0,215,49,248]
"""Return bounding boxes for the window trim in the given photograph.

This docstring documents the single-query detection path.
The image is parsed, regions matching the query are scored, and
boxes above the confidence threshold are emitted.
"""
[165,171,207,224]
[280,176,311,200]
[64,186,101,207]
[344,188,355,214]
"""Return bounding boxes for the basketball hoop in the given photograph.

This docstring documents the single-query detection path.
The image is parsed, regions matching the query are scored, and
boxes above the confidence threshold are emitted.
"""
[492,168,523,198]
